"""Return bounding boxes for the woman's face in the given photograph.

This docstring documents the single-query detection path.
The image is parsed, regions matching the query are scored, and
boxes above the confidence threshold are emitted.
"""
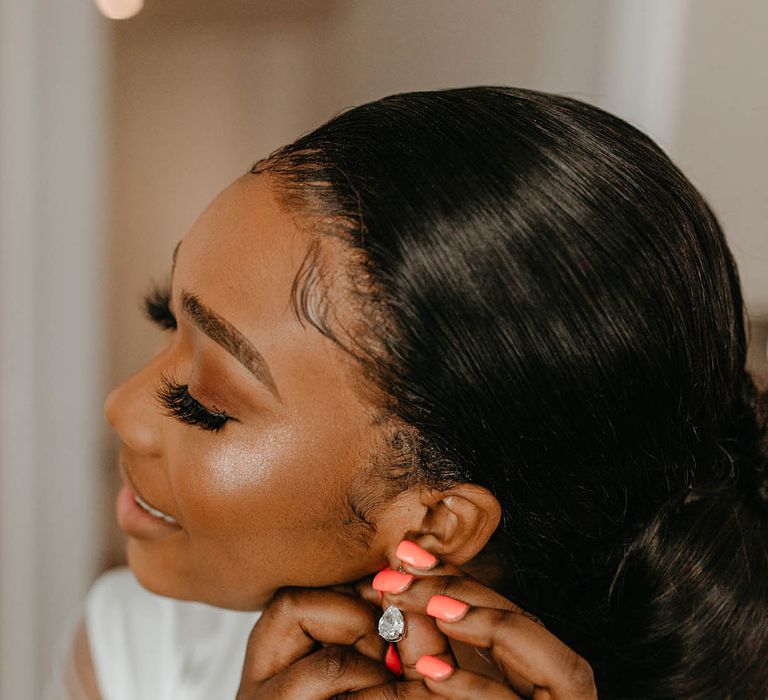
[105,174,394,610]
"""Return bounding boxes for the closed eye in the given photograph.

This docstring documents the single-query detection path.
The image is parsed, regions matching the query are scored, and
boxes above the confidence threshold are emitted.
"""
[154,372,231,433]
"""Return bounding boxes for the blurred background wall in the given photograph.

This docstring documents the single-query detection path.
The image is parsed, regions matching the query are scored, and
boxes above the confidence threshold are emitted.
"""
[1,0,766,697]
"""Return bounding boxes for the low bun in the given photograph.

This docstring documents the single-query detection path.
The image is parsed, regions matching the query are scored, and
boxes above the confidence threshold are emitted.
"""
[599,394,768,698]
[600,491,768,698]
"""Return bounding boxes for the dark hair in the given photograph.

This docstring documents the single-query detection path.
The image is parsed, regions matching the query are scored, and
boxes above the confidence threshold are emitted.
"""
[250,87,768,698]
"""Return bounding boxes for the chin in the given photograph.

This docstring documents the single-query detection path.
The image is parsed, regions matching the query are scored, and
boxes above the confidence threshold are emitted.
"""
[126,540,272,610]
[125,540,180,598]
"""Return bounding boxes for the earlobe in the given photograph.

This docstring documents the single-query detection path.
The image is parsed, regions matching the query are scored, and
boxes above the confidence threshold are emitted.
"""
[414,484,502,566]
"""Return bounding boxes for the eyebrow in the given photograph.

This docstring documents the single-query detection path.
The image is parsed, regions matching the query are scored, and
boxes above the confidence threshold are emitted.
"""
[170,241,281,402]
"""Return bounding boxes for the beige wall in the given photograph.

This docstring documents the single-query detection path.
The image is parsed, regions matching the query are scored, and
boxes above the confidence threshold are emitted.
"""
[674,0,768,318]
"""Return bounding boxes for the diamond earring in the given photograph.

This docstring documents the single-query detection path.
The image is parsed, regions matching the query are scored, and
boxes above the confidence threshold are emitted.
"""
[378,604,406,642]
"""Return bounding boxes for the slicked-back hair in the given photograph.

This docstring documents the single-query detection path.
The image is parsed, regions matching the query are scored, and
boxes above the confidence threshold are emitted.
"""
[251,86,768,698]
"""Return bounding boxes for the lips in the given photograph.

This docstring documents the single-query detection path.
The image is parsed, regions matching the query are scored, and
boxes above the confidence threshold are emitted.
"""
[120,462,179,525]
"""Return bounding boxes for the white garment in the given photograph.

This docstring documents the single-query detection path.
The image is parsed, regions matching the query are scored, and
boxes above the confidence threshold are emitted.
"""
[47,566,263,700]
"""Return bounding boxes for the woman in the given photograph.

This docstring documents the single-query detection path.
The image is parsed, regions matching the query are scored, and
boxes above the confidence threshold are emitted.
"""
[51,86,767,699]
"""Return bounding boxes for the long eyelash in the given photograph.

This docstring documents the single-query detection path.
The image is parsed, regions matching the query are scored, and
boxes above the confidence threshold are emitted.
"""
[154,372,230,433]
[143,282,177,330]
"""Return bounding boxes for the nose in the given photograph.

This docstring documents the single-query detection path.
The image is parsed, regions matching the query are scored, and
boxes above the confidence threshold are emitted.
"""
[104,357,165,457]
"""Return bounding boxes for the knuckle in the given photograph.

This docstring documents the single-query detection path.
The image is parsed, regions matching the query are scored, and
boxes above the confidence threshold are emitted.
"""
[488,608,530,655]
[564,653,596,695]
[341,679,418,700]
[315,645,352,684]
[434,575,466,599]
[462,672,498,694]
[520,608,545,627]
[379,682,418,700]
[267,587,301,618]
[374,686,402,700]
[490,607,518,633]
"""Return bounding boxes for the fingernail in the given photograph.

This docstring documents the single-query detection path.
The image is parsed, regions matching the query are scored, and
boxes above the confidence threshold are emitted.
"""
[372,568,414,593]
[426,594,470,622]
[385,643,402,676]
[415,655,454,681]
[396,540,438,570]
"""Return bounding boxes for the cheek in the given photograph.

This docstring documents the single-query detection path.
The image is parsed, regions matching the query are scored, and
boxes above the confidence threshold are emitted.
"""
[166,422,346,540]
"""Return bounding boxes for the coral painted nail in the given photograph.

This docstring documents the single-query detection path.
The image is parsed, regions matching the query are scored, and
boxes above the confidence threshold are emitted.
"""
[426,594,470,622]
[415,655,454,681]
[385,643,402,676]
[372,568,414,593]
[396,540,438,569]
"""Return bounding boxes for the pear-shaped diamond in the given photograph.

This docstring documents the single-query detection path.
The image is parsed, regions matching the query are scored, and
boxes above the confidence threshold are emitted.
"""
[378,604,406,642]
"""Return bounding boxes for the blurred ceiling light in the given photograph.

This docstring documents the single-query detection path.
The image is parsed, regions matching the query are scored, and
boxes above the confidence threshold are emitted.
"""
[94,0,144,20]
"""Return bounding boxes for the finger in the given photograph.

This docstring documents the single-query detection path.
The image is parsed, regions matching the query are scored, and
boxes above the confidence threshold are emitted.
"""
[372,569,455,680]
[354,575,388,607]
[396,544,464,578]
[390,541,544,626]
[361,541,518,685]
[375,574,541,694]
[353,540,465,606]
[241,588,386,685]
[416,657,523,700]
[434,606,597,700]
[377,572,522,620]
[339,679,440,699]
[391,610,454,681]
[358,585,382,608]
[240,646,392,700]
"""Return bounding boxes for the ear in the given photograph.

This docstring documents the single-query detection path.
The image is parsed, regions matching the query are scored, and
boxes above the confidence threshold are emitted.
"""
[378,483,502,568]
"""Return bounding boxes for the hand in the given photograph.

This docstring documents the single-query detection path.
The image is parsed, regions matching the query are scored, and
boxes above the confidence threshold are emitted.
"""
[369,541,598,699]
[234,585,437,699]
